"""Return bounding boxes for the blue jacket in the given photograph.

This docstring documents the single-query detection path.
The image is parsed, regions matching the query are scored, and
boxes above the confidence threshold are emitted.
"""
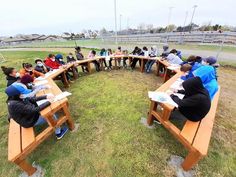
[193,65,218,100]
[181,62,202,80]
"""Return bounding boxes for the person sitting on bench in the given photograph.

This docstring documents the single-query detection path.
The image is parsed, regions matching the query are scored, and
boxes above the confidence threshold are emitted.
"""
[114,46,123,69]
[35,59,50,74]
[170,77,211,122]
[145,46,158,73]
[193,65,219,100]
[5,84,68,140]
[165,49,183,65]
[130,47,143,70]
[100,48,108,70]
[161,44,169,57]
[1,66,20,87]
[20,63,44,79]
[88,50,100,72]
[75,46,89,72]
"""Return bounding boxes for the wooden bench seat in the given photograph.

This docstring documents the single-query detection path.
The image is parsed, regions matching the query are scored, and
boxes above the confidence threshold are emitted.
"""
[8,119,54,176]
[147,73,220,171]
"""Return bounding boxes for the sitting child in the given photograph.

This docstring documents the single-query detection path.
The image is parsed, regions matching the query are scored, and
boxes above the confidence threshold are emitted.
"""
[165,49,183,65]
[20,63,44,79]
[35,59,49,74]
[170,77,211,122]
[145,46,158,73]
[1,66,20,86]
[5,84,68,139]
[88,50,100,72]
[193,65,219,100]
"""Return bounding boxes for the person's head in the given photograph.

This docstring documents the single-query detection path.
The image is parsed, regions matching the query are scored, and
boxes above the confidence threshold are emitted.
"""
[91,50,96,56]
[20,74,34,88]
[195,56,202,63]
[35,59,44,67]
[1,66,19,78]
[22,63,33,72]
[122,50,128,54]
[151,45,157,51]
[75,46,81,52]
[202,56,217,66]
[182,77,206,96]
[143,46,148,51]
[107,48,112,54]
[68,53,73,58]
[163,44,169,51]
[55,54,63,60]
[180,64,192,72]
[186,55,197,63]
[101,48,106,54]
[170,49,178,55]
[118,46,121,51]
[134,46,139,51]
[48,54,55,61]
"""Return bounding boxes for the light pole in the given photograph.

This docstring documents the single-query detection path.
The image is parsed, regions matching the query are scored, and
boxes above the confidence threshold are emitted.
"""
[119,14,122,31]
[114,0,118,44]
[189,5,198,33]
[167,7,174,32]
[183,11,188,31]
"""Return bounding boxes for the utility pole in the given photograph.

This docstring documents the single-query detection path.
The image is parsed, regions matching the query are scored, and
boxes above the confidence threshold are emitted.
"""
[114,0,118,44]
[119,14,122,31]
[167,7,174,32]
[189,5,198,33]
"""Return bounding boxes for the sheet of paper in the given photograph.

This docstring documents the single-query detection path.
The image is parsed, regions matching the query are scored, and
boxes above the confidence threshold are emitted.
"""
[35,76,46,81]
[54,91,72,102]
[170,80,184,90]
[34,80,48,86]
[148,91,178,107]
[36,99,48,106]
[173,93,185,99]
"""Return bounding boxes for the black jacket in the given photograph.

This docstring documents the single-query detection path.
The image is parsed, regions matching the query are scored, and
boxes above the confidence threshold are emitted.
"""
[34,65,50,74]
[7,96,51,128]
[67,56,76,63]
[6,75,19,87]
[170,77,211,122]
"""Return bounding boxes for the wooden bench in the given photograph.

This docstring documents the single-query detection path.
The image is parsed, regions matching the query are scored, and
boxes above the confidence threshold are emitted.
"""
[8,119,54,176]
[8,77,75,176]
[147,73,220,171]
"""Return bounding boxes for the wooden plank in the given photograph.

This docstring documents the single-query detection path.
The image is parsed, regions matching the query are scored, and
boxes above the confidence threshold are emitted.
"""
[8,119,22,161]
[180,120,200,144]
[192,88,220,155]
[21,127,35,151]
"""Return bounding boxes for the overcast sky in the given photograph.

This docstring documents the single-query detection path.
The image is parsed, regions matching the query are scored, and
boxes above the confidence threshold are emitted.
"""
[0,0,235,36]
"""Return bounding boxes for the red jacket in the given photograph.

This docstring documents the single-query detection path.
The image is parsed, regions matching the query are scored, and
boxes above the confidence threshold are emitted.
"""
[44,57,61,69]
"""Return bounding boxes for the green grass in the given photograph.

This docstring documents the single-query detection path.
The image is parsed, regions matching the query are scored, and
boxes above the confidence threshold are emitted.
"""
[0,51,236,177]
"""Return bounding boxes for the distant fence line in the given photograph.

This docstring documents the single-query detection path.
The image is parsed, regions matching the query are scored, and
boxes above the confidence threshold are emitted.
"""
[102,32,236,45]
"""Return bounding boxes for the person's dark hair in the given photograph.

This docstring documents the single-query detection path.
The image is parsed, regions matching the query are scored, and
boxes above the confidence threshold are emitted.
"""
[101,48,106,52]
[195,56,202,63]
[170,49,178,54]
[69,52,73,55]
[187,55,197,63]
[75,46,81,51]
[134,46,139,50]
[35,59,43,64]
[1,66,14,76]
[22,63,33,69]
[143,46,148,51]
[118,46,121,50]
[180,64,192,72]
[91,50,96,55]
[48,54,55,58]
[107,48,112,54]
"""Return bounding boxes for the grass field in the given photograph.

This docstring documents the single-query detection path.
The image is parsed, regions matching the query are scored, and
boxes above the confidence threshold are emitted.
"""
[0,50,236,177]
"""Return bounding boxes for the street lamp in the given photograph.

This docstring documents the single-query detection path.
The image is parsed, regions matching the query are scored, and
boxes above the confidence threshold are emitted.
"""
[189,5,198,33]
[114,0,118,44]
[167,7,174,32]
[120,14,122,31]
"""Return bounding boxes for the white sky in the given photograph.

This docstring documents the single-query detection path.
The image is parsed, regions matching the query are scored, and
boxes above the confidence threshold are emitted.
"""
[0,0,235,36]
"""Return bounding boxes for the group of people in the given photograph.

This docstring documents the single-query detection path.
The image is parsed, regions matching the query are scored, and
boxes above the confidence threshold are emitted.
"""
[1,44,220,140]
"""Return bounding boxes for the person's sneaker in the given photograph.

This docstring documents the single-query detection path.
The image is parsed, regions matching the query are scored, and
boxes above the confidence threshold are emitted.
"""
[56,127,69,140]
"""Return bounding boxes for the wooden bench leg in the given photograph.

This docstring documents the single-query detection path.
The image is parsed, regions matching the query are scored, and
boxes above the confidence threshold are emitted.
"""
[17,159,37,176]
[147,101,158,126]
[182,150,202,171]
[62,103,75,130]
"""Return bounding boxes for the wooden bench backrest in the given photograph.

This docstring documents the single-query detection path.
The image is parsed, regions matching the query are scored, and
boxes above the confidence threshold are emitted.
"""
[8,119,35,162]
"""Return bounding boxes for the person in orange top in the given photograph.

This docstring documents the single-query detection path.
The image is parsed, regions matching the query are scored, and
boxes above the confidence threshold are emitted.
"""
[20,63,44,79]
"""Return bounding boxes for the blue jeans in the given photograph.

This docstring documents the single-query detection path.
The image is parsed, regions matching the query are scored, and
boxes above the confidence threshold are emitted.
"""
[35,115,61,134]
[145,60,156,73]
